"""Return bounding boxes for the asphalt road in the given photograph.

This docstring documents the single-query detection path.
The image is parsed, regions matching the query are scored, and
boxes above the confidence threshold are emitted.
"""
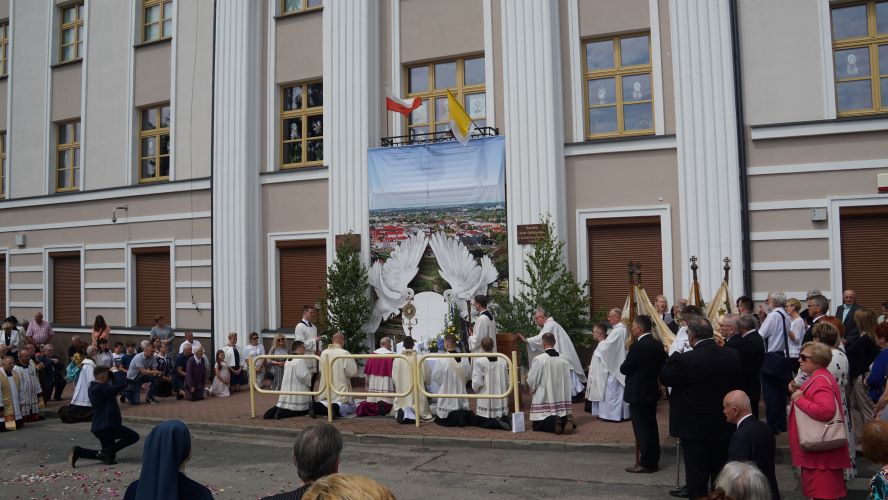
[0,419,873,499]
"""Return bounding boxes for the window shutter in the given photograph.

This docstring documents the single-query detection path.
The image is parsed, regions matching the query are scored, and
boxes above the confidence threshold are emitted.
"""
[136,251,171,327]
[278,241,326,329]
[52,253,81,325]
[840,207,888,310]
[587,217,663,313]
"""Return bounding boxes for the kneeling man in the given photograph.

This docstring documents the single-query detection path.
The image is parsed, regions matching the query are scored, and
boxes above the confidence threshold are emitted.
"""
[472,337,510,430]
[527,332,575,434]
[431,335,472,427]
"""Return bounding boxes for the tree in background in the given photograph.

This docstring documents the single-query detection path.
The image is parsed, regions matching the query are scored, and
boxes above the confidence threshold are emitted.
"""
[494,216,596,363]
[318,238,373,355]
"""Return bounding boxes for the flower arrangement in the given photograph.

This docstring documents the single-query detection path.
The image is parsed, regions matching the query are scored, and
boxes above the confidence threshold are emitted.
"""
[427,298,463,353]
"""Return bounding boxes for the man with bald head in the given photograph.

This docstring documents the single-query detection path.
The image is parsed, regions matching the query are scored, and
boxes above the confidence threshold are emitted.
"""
[835,289,861,344]
[723,390,780,499]
[317,333,357,418]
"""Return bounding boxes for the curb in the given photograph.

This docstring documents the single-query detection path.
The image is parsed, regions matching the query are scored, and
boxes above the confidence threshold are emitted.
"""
[41,408,794,456]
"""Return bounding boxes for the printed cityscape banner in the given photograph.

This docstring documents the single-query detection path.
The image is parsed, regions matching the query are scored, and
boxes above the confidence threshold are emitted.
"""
[368,135,508,296]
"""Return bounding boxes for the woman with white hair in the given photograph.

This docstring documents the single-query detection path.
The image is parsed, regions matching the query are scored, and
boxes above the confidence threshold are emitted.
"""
[708,461,772,500]
[58,345,97,423]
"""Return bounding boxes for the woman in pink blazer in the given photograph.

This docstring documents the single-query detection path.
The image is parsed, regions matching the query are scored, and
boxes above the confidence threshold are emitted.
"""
[789,341,851,499]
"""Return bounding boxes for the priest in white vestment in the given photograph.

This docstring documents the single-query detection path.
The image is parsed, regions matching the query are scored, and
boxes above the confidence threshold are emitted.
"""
[391,337,433,424]
[1,355,23,430]
[365,337,395,403]
[520,308,587,395]
[318,333,358,418]
[527,332,575,434]
[468,295,497,354]
[431,335,472,427]
[472,337,510,430]
[585,309,630,422]
[14,347,41,421]
[268,340,315,419]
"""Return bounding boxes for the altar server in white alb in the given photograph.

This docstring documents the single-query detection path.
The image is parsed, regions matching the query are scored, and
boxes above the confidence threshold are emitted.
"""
[472,337,511,430]
[317,333,358,418]
[265,340,315,419]
[468,295,497,354]
[293,305,321,356]
[391,336,433,424]
[527,332,576,434]
[365,337,395,404]
[520,308,587,395]
[431,335,473,427]
[585,309,630,422]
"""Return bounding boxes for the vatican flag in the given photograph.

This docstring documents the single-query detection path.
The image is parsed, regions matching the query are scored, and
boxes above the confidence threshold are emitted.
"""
[446,89,475,145]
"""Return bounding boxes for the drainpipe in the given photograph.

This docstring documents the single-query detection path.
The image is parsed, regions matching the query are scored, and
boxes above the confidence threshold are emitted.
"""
[209,0,217,338]
[729,0,752,298]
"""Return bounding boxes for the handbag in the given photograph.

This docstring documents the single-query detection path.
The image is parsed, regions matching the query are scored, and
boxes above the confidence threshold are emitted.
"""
[761,310,793,381]
[794,375,848,451]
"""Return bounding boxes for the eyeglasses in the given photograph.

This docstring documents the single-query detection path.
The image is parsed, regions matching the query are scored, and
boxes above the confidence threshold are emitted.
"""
[799,354,811,362]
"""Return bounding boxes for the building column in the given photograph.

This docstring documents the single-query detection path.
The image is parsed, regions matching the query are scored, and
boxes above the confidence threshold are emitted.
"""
[324,1,380,264]
[499,0,567,292]
[670,0,744,298]
[211,0,263,350]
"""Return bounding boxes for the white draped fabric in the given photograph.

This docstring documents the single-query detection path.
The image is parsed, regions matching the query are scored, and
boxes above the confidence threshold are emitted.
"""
[13,361,40,417]
[527,351,572,421]
[525,317,586,383]
[586,323,629,401]
[391,350,433,421]
[471,357,509,418]
[431,357,471,419]
[71,359,96,407]
[276,358,314,412]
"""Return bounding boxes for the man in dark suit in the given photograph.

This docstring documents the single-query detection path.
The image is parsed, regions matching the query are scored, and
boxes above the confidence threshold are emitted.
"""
[661,316,741,500]
[69,365,140,467]
[723,390,780,500]
[620,314,667,474]
[802,294,829,344]
[834,289,861,344]
[726,314,765,418]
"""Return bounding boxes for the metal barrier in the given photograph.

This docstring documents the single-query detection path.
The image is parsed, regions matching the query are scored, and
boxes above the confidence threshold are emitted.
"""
[246,350,521,429]
[417,351,520,419]
[327,353,417,426]
[247,354,325,419]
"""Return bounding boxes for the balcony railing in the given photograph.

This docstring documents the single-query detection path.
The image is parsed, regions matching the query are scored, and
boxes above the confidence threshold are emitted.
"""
[380,126,499,147]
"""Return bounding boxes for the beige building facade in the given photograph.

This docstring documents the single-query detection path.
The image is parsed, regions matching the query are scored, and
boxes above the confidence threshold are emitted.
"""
[0,0,886,353]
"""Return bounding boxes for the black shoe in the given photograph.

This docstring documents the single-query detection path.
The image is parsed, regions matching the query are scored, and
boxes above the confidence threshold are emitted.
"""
[396,409,405,424]
[102,452,118,465]
[554,418,563,435]
[309,403,317,419]
[625,464,657,474]
[669,485,689,498]
[498,417,512,431]
[119,395,126,403]
[68,446,79,468]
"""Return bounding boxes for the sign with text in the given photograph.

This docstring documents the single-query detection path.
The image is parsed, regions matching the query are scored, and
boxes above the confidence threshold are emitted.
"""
[516,224,546,245]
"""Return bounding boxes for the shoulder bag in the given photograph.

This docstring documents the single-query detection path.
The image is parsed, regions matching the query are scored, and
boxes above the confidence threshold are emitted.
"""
[794,374,848,451]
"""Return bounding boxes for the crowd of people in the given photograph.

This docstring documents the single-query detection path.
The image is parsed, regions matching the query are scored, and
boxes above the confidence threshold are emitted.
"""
[4,289,888,499]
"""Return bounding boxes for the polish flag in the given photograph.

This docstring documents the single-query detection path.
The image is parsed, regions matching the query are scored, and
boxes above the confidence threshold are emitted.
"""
[386,90,423,117]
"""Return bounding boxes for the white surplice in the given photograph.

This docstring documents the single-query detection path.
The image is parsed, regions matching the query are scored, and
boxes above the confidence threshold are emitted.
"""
[468,311,497,353]
[472,356,509,419]
[525,317,587,390]
[277,358,314,412]
[527,350,572,421]
[391,350,433,421]
[13,360,40,417]
[319,344,357,405]
[367,347,395,404]
[431,355,471,419]
[71,359,96,407]
[585,324,630,421]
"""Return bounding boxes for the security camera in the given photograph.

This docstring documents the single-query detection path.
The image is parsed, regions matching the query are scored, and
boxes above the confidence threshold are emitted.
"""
[111,206,128,223]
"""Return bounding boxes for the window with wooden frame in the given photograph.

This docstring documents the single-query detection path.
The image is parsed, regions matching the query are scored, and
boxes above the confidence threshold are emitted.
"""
[281,80,323,168]
[51,252,81,325]
[282,0,322,15]
[142,0,173,43]
[405,56,486,138]
[56,121,80,192]
[139,104,171,182]
[0,132,5,199]
[60,2,84,62]
[0,21,8,76]
[830,1,888,115]
[583,33,653,139]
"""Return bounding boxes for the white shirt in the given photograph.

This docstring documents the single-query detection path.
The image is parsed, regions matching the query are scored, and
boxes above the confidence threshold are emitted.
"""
[788,317,805,358]
[179,339,203,354]
[758,308,792,354]
[736,413,753,428]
